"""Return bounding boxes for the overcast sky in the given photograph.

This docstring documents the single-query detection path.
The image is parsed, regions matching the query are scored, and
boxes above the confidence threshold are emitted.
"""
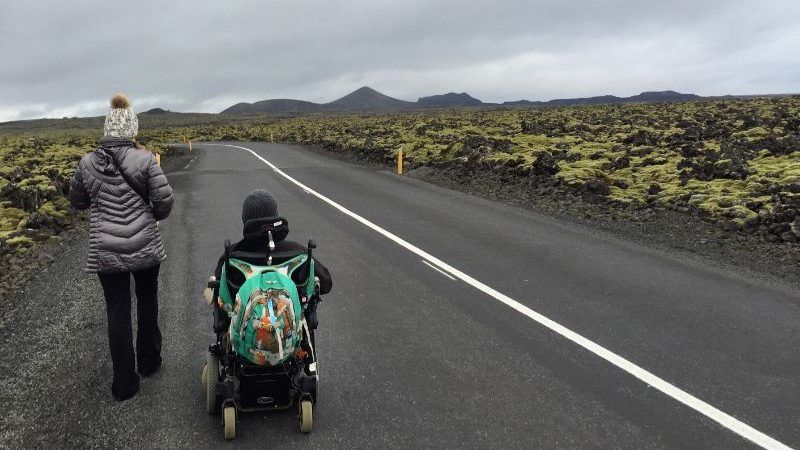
[1,0,798,122]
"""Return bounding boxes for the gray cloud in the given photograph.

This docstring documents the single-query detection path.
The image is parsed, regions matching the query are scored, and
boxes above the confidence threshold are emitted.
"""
[1,0,798,121]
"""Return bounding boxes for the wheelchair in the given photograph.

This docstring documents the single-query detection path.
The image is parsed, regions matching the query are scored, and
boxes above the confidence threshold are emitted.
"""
[202,218,322,440]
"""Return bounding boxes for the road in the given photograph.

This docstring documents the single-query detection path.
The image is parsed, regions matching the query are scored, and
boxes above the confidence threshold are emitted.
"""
[1,142,799,449]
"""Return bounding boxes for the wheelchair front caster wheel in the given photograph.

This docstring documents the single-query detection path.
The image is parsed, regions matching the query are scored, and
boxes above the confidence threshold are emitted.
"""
[223,406,236,440]
[299,400,313,433]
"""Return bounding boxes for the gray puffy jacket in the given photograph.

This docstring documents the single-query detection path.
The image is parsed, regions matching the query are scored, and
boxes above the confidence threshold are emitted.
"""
[69,138,174,273]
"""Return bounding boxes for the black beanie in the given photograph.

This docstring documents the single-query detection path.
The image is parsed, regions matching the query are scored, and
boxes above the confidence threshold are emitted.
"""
[241,189,278,223]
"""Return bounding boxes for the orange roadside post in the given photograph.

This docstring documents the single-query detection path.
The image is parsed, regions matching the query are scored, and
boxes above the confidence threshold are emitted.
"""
[397,146,403,175]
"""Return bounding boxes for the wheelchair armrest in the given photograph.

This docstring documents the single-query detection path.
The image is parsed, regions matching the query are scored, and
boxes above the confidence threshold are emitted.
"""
[205,276,220,305]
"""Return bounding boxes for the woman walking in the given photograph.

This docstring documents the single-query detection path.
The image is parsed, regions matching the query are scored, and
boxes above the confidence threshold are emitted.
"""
[69,93,174,401]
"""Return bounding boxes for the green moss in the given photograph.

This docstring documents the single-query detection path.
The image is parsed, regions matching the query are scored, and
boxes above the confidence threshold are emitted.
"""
[557,161,610,186]
[6,236,33,247]
[607,186,638,203]
[0,206,27,232]
[731,126,771,140]
[37,199,68,221]
[724,205,760,227]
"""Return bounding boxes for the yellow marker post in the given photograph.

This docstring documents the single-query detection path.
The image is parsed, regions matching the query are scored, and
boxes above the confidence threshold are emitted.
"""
[270,131,274,143]
[397,147,403,176]
[155,153,161,166]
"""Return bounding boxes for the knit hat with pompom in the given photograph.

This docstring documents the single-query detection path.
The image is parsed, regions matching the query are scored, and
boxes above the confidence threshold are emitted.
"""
[104,93,139,138]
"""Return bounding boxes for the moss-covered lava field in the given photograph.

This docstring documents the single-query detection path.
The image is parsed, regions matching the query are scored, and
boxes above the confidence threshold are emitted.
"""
[2,96,800,258]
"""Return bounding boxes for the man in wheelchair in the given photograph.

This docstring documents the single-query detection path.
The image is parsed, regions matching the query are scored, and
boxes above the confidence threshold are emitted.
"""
[210,189,333,336]
[203,190,333,437]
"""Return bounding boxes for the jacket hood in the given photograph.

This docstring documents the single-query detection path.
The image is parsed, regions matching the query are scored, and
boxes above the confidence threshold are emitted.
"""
[90,147,116,175]
[92,138,134,175]
[98,136,135,149]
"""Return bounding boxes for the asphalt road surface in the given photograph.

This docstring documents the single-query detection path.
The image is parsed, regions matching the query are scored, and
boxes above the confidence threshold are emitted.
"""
[1,142,799,449]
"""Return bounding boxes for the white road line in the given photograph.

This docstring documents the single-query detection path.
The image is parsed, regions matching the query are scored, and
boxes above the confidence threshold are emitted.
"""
[206,143,792,450]
[421,259,456,280]
[182,156,197,170]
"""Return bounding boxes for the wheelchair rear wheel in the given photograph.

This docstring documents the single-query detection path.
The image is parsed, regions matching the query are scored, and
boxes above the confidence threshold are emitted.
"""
[204,351,219,414]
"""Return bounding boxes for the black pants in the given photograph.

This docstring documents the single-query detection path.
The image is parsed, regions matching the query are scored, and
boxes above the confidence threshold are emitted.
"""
[98,264,162,398]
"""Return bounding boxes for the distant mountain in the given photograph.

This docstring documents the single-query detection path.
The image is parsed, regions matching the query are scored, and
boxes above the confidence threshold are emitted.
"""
[142,107,169,114]
[222,86,414,114]
[222,99,319,114]
[628,90,700,102]
[503,100,536,106]
[417,92,482,108]
[226,99,320,114]
[326,86,414,110]
[503,90,701,107]
[546,94,623,106]
[222,102,254,114]
[222,88,708,114]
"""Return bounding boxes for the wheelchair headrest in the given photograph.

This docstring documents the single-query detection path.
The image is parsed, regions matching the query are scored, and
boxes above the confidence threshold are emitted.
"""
[242,216,289,243]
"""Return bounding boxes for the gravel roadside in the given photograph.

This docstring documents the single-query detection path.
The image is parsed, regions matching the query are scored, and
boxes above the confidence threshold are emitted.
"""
[0,149,199,449]
[0,230,122,448]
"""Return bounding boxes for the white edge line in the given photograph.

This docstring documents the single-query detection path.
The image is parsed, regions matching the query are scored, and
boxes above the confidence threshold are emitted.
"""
[421,259,456,280]
[205,143,792,450]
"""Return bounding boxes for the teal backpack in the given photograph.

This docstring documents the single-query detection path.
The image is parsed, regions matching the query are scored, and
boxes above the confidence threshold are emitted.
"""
[218,253,316,366]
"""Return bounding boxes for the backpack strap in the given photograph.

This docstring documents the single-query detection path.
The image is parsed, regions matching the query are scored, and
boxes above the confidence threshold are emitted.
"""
[103,149,150,204]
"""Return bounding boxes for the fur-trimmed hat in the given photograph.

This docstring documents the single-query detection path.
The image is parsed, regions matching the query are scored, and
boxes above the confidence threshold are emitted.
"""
[104,93,138,138]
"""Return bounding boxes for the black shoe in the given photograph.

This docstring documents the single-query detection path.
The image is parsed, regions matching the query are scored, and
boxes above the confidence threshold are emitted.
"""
[112,376,140,402]
[138,363,161,378]
[138,356,162,377]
